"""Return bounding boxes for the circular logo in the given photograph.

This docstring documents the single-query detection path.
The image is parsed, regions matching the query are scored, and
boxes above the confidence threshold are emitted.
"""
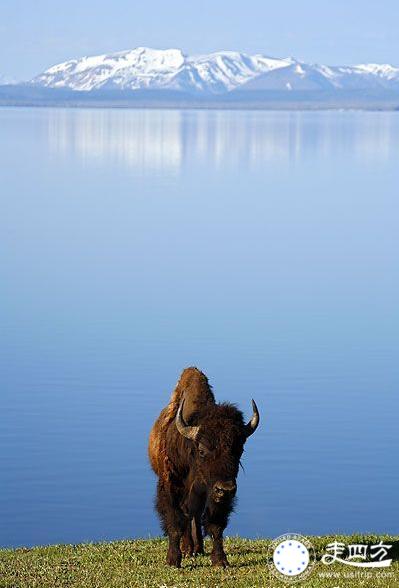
[268,533,316,583]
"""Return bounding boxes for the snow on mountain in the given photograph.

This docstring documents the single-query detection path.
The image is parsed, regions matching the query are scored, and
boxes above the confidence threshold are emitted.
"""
[184,51,294,92]
[238,60,399,93]
[33,48,186,92]
[31,47,294,93]
[239,62,337,92]
[328,64,399,90]
[30,47,399,95]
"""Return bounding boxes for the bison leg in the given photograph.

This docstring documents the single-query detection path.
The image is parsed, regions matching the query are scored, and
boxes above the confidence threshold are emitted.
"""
[156,481,186,567]
[208,525,229,567]
[166,530,184,567]
[180,521,194,557]
[203,509,229,567]
[179,481,205,557]
[181,516,204,556]
[192,515,204,555]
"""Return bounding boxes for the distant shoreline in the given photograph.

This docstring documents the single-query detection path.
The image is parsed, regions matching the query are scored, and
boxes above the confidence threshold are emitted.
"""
[1,85,398,111]
[1,102,399,112]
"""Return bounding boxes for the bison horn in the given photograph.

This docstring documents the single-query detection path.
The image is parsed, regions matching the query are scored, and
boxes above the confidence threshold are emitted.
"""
[175,399,200,441]
[245,399,260,437]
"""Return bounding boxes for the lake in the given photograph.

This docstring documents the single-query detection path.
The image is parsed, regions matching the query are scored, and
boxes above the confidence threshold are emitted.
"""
[1,107,398,548]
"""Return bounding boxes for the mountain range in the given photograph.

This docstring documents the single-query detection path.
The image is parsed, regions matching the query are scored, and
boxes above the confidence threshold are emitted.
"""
[1,47,399,109]
[30,47,399,95]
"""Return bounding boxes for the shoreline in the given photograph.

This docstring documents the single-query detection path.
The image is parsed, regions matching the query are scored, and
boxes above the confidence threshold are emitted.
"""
[1,102,399,112]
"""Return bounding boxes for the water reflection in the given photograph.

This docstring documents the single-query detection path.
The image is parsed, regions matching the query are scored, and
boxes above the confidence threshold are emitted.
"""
[47,109,399,172]
[48,109,183,172]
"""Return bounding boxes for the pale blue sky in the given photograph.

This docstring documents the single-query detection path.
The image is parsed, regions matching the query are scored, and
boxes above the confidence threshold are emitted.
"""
[1,0,398,80]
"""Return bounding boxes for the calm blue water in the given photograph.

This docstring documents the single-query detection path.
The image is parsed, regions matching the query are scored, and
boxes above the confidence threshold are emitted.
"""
[1,108,398,548]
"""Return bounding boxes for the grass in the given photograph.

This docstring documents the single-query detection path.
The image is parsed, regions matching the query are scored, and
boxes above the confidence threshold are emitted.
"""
[1,535,398,588]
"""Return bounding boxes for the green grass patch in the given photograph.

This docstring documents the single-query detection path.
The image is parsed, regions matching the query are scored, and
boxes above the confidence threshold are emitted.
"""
[1,535,398,588]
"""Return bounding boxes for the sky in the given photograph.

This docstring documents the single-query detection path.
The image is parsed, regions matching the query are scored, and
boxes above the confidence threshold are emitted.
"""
[1,0,399,81]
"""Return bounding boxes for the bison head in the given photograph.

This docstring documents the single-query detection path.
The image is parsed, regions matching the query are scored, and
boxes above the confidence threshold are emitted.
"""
[175,398,259,511]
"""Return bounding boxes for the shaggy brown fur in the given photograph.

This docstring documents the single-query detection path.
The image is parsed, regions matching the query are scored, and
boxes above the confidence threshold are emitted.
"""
[148,367,258,568]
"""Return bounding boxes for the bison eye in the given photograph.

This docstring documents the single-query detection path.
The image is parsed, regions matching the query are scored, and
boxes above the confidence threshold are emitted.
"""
[198,447,207,458]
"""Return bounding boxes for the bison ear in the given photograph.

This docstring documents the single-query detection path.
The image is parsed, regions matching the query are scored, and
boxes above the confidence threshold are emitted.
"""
[175,399,200,441]
[245,399,260,438]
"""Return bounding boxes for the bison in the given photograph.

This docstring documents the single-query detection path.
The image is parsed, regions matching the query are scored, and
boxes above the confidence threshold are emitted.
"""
[148,367,259,567]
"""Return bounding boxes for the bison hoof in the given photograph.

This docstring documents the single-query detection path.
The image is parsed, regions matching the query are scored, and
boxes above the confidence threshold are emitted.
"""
[193,546,205,556]
[180,539,194,557]
[211,554,229,567]
[166,550,182,568]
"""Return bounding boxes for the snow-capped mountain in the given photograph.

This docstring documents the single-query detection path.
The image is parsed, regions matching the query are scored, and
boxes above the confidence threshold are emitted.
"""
[238,62,399,92]
[30,47,399,95]
[31,47,294,93]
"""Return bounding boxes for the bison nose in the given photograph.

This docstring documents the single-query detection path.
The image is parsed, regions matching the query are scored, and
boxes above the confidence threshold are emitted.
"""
[213,480,237,500]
